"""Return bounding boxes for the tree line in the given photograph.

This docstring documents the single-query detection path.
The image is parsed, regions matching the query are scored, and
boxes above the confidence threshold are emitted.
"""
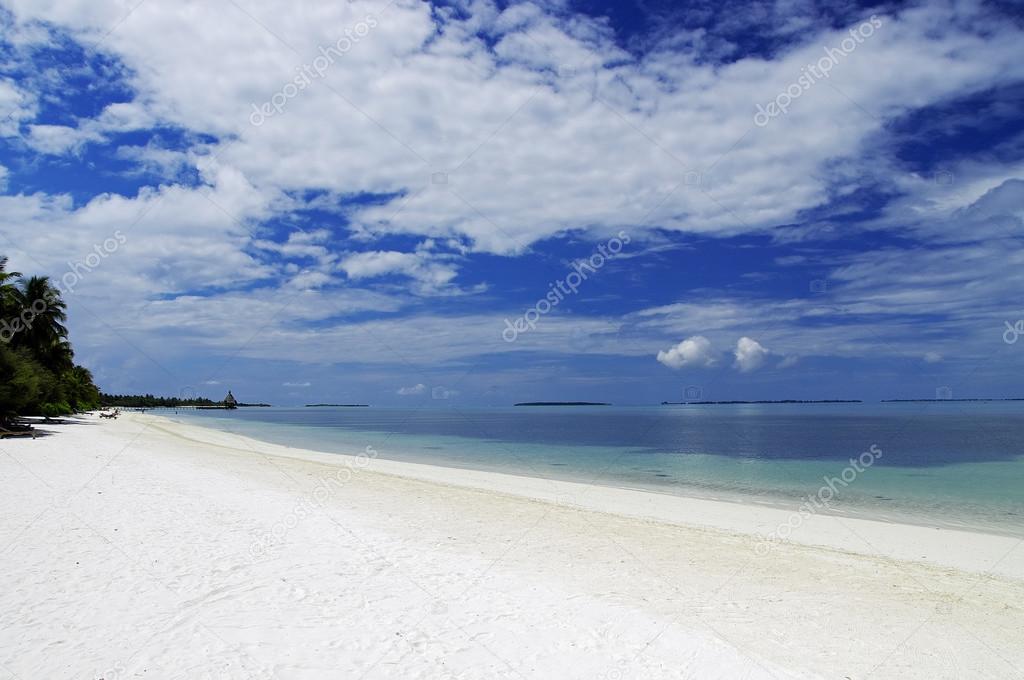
[0,256,101,424]
[99,394,221,408]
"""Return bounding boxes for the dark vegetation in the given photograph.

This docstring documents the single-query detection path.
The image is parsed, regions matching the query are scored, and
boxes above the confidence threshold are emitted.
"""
[100,394,222,408]
[0,257,101,425]
[100,394,270,408]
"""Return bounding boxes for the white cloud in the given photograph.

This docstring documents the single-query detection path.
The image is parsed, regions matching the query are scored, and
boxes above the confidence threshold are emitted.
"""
[923,352,943,364]
[282,381,311,387]
[254,229,333,262]
[23,100,158,156]
[734,337,769,372]
[10,170,1017,373]
[115,143,192,178]
[431,386,459,399]
[656,336,717,369]
[95,101,155,133]
[0,77,35,136]
[342,251,422,278]
[777,355,799,369]
[25,124,103,154]
[4,0,1022,254]
[339,250,458,292]
[283,270,333,291]
[397,383,426,395]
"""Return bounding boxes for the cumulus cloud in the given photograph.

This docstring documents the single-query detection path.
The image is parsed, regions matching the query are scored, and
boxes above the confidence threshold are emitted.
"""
[397,383,426,395]
[734,337,769,372]
[5,0,1022,254]
[777,355,799,369]
[431,386,459,399]
[0,77,35,136]
[115,143,192,178]
[339,250,458,292]
[25,124,104,155]
[656,336,717,369]
[23,101,153,156]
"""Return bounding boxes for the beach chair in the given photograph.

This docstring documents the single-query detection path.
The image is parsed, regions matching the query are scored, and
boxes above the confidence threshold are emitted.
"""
[0,426,36,439]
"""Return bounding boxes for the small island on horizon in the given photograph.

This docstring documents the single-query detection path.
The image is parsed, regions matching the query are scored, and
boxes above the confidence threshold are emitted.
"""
[514,402,611,406]
[662,399,863,405]
[881,398,1024,403]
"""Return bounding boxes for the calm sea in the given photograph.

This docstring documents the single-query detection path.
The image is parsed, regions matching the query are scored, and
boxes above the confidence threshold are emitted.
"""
[166,403,1024,537]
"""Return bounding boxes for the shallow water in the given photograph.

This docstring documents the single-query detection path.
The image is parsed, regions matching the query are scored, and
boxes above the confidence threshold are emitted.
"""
[166,402,1024,537]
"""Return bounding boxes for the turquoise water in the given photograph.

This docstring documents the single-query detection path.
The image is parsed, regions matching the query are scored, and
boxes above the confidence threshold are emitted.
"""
[166,403,1024,537]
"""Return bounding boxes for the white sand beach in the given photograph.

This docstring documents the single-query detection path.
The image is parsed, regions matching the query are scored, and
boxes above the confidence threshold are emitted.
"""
[1,413,1022,679]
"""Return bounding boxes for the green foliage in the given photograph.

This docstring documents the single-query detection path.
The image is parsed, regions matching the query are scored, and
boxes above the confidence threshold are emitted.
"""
[39,402,72,420]
[100,393,219,408]
[0,345,43,419]
[0,256,101,424]
[63,365,102,411]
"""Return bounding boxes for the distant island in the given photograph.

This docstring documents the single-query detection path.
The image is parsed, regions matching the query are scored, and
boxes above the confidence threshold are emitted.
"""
[515,402,610,406]
[662,399,863,405]
[305,404,370,407]
[881,398,1024,403]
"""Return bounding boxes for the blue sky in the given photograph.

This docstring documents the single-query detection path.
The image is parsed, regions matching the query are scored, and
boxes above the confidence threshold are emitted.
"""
[1,0,1023,405]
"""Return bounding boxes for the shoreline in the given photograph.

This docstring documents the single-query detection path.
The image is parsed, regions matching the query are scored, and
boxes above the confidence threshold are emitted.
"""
[172,411,1024,540]
[144,413,1024,579]
[3,413,1022,678]
[159,407,1024,541]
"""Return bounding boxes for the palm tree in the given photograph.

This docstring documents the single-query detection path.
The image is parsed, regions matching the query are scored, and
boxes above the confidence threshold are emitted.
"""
[13,275,72,371]
[62,364,101,410]
[0,256,101,419]
[0,257,21,320]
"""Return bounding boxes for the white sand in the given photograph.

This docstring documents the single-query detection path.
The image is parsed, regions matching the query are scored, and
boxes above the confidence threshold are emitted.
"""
[1,413,1022,680]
